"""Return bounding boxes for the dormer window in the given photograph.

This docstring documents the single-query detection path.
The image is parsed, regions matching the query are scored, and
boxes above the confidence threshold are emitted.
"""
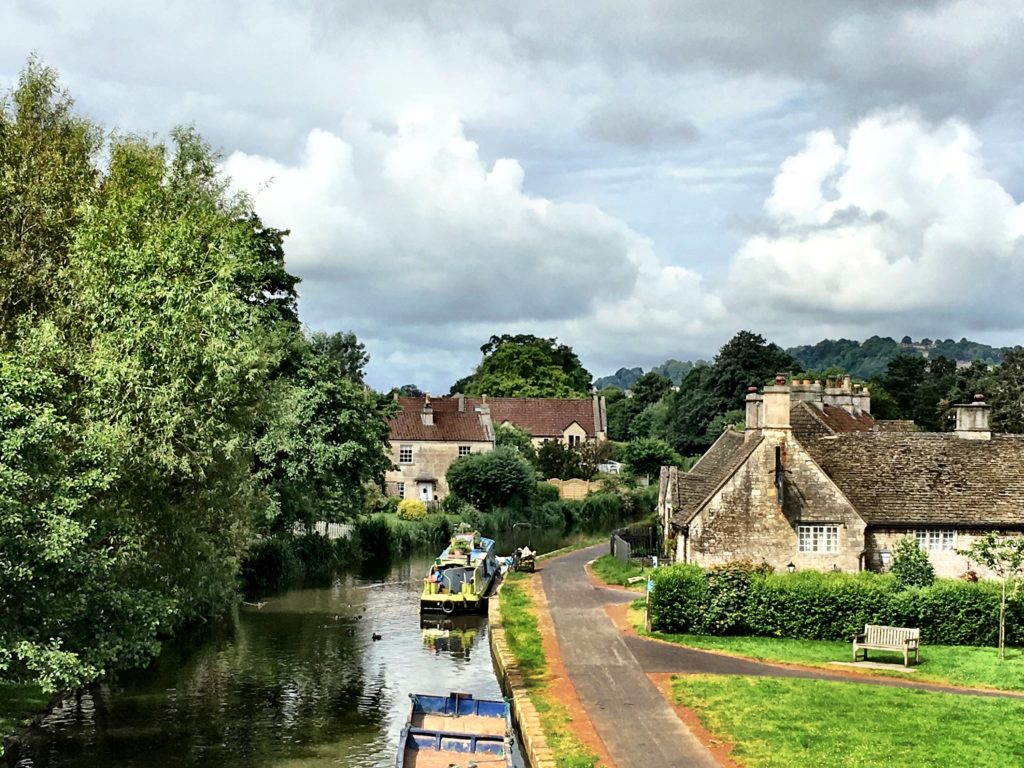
[568,434,582,447]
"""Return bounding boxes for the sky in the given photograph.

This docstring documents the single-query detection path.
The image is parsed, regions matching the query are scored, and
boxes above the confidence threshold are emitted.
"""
[3,0,1024,392]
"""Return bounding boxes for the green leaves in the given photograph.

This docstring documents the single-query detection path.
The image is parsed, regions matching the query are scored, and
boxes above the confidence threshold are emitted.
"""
[455,334,592,397]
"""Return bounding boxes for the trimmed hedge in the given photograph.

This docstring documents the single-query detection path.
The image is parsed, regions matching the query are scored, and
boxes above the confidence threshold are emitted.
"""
[651,564,1024,647]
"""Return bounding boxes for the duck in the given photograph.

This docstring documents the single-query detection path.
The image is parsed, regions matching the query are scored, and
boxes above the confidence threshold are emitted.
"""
[371,632,383,641]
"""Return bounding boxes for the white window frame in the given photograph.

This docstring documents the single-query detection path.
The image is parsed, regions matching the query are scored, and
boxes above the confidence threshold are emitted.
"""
[916,529,955,551]
[396,482,405,499]
[399,444,413,464]
[458,445,471,457]
[797,524,839,554]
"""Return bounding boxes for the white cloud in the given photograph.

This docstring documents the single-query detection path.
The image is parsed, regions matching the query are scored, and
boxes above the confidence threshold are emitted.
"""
[727,113,1024,332]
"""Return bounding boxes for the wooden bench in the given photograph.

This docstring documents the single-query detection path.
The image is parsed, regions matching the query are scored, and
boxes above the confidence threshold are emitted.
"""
[852,624,921,666]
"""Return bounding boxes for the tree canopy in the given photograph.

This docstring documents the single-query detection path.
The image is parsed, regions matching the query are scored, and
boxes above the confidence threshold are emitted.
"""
[451,334,592,397]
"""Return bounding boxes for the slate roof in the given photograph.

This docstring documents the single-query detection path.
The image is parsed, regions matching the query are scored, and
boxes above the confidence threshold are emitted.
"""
[671,429,763,526]
[388,397,491,442]
[790,401,876,441]
[465,396,602,438]
[804,433,1024,527]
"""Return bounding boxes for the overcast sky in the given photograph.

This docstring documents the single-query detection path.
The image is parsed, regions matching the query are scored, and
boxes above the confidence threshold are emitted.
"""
[4,0,1024,391]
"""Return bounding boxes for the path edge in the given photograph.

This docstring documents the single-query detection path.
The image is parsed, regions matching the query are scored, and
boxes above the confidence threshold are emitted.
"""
[489,580,557,768]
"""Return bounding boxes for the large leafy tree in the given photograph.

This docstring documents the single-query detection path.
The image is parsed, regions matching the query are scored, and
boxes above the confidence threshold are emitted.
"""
[446,448,536,511]
[990,348,1024,434]
[452,334,592,397]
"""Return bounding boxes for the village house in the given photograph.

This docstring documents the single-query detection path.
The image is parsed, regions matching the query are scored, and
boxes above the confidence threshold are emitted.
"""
[386,394,607,502]
[658,376,1024,578]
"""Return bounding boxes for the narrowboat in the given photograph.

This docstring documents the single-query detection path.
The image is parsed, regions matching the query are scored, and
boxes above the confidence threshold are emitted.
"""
[395,691,513,768]
[420,532,499,614]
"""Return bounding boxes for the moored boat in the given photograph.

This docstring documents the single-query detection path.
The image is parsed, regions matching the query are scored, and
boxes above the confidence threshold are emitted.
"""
[395,691,512,768]
[421,532,499,614]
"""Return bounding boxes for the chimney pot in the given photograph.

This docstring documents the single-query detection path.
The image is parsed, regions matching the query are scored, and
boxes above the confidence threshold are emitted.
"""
[974,393,985,402]
[747,386,758,393]
[774,374,786,386]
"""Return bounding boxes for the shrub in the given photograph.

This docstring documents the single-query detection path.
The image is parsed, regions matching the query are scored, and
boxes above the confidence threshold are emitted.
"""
[533,481,561,504]
[890,536,935,589]
[704,561,773,635]
[446,447,535,512]
[576,492,622,532]
[651,564,708,633]
[290,532,336,578]
[240,537,302,594]
[382,496,400,514]
[397,498,428,521]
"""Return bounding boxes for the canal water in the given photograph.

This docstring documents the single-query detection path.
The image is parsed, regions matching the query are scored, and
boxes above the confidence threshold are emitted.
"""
[13,544,554,768]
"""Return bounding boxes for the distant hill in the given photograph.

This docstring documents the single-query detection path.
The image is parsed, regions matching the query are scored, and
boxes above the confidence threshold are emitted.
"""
[787,336,1010,379]
[595,359,695,389]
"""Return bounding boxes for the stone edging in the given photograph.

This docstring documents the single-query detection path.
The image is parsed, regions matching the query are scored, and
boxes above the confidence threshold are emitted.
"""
[489,579,557,768]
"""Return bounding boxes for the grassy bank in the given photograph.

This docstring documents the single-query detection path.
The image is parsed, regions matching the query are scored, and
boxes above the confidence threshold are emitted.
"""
[671,674,1024,768]
[500,572,600,768]
[589,554,648,586]
[0,684,48,757]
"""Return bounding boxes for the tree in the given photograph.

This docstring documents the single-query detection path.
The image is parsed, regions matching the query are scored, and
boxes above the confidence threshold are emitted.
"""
[990,348,1024,434]
[453,334,592,397]
[536,439,582,480]
[495,423,537,465]
[309,330,368,383]
[958,534,1024,660]
[889,536,935,589]
[0,57,101,338]
[446,448,535,512]
[622,438,679,481]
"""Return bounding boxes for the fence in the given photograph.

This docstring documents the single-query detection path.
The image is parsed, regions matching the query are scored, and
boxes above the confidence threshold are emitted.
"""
[611,533,632,564]
[292,521,353,540]
[610,522,661,563]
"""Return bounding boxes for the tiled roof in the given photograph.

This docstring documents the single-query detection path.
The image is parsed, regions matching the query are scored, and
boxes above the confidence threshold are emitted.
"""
[671,429,763,526]
[465,396,601,438]
[388,397,491,442]
[790,401,876,442]
[804,433,1024,526]
[876,420,918,433]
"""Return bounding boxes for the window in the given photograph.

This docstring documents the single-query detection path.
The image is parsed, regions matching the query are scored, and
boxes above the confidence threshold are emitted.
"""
[567,434,582,447]
[399,444,413,464]
[798,524,839,553]
[916,529,955,551]
[396,482,405,499]
[459,445,471,457]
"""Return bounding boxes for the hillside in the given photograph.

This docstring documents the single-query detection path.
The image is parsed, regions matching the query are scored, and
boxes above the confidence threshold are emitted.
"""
[595,359,695,389]
[787,336,1009,379]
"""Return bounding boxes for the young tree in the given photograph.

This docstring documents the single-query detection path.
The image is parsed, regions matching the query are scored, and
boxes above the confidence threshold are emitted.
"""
[889,536,935,589]
[622,438,679,481]
[959,534,1024,660]
[495,423,537,465]
[536,439,581,480]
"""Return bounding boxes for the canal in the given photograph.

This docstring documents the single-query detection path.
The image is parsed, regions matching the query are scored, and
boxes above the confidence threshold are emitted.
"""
[13,544,551,767]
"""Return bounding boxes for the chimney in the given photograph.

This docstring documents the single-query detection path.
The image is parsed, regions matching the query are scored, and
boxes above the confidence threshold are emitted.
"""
[955,394,991,440]
[456,393,465,412]
[762,374,791,430]
[854,385,871,415]
[745,386,763,433]
[421,394,434,426]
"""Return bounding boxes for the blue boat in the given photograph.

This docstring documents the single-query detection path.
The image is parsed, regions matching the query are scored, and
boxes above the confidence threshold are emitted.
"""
[396,692,513,768]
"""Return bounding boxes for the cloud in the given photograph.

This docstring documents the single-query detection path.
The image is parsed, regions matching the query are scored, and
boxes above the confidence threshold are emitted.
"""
[726,112,1024,335]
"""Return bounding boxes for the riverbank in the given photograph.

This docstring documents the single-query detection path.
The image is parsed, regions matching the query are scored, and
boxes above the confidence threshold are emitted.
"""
[0,684,48,759]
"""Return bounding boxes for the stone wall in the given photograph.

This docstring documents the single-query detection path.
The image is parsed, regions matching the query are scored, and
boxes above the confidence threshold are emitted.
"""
[685,432,866,572]
[867,528,1024,579]
[488,583,556,768]
[384,439,493,500]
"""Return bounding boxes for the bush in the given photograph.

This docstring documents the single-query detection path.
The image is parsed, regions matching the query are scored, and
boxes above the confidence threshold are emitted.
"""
[576,492,622,532]
[890,536,935,589]
[397,498,428,521]
[290,532,336,579]
[240,537,302,594]
[533,482,560,504]
[650,562,1024,647]
[446,447,536,512]
[382,496,400,514]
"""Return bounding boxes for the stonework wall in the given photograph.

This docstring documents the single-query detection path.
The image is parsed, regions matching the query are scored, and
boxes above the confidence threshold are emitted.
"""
[686,432,866,572]
[866,528,1024,580]
[384,440,493,500]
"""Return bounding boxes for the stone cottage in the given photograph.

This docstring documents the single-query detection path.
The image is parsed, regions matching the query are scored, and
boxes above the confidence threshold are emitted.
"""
[657,377,1024,578]
[386,394,607,502]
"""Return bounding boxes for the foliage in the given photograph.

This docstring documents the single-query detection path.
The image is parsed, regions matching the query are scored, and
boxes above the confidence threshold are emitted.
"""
[452,334,591,397]
[650,564,1023,647]
[958,534,1024,659]
[606,371,672,440]
[594,359,695,390]
[890,536,935,589]
[621,437,678,480]
[307,330,368,383]
[872,355,958,431]
[397,498,428,521]
[537,440,582,480]
[446,447,536,512]
[590,555,646,587]
[495,422,537,464]
[990,348,1024,434]
[672,674,1024,768]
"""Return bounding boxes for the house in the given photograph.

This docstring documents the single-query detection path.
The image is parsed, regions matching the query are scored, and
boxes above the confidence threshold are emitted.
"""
[658,376,1024,578]
[386,394,607,501]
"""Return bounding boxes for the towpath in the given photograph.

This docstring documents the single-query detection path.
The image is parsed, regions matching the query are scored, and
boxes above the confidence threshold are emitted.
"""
[539,544,1022,768]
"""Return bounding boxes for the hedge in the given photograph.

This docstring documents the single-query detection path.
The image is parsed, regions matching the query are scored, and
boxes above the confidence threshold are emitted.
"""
[651,563,1024,647]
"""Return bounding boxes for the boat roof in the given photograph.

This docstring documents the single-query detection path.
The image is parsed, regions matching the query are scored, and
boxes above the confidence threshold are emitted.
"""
[439,535,495,561]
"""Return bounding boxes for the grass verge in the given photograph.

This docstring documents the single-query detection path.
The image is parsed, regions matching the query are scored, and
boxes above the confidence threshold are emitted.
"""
[670,674,1024,768]
[500,571,600,768]
[589,554,648,587]
[0,683,48,757]
[537,534,608,562]
[642,627,1024,692]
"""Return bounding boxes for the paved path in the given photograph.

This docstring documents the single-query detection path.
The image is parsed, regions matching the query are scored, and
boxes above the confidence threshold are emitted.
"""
[541,544,1023,768]
[540,546,719,768]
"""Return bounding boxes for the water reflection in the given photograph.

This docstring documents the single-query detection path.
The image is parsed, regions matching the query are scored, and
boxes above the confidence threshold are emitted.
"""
[16,553,507,768]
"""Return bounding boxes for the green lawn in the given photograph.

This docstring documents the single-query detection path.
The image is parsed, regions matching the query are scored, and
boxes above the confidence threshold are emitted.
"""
[0,683,48,757]
[499,572,599,768]
[589,554,647,586]
[647,628,1024,692]
[671,674,1024,768]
